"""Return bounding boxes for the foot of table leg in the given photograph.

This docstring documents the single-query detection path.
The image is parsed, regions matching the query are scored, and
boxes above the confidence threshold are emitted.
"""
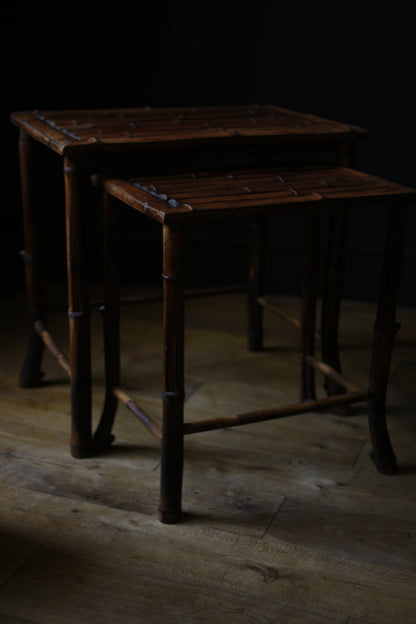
[369,395,397,475]
[92,400,117,454]
[158,390,184,520]
[158,507,182,524]
[369,419,397,475]
[70,371,94,459]
[90,386,118,457]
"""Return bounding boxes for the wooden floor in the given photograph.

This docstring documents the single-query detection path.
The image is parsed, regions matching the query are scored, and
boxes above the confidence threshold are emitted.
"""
[0,287,415,624]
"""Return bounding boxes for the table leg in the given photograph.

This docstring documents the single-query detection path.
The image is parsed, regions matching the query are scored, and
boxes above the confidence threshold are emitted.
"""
[368,202,408,475]
[93,192,119,452]
[320,206,348,397]
[159,224,185,524]
[64,157,93,458]
[300,207,320,402]
[18,130,45,388]
[248,218,266,351]
[321,144,354,399]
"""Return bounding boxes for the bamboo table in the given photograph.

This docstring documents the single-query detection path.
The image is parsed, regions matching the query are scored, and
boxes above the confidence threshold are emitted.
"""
[99,165,415,523]
[10,105,366,458]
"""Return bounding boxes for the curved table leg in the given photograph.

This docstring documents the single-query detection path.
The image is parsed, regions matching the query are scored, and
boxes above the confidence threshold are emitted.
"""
[93,192,119,453]
[321,144,354,404]
[368,202,408,475]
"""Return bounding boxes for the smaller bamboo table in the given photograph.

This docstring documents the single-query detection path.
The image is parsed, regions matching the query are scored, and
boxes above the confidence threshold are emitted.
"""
[97,165,415,523]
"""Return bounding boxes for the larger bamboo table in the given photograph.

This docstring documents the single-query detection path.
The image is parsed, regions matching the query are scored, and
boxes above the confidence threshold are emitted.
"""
[10,105,366,458]
[99,165,415,523]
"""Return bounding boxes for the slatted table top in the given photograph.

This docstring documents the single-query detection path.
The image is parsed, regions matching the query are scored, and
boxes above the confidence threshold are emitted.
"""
[101,166,416,224]
[11,105,366,157]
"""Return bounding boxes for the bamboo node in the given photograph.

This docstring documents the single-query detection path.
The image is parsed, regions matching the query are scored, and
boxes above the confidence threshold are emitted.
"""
[161,274,179,281]
[162,390,185,403]
[68,310,87,319]
[19,250,35,262]
[63,161,77,173]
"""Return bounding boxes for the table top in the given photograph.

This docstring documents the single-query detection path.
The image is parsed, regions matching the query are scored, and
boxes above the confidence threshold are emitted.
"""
[11,105,366,158]
[101,166,416,224]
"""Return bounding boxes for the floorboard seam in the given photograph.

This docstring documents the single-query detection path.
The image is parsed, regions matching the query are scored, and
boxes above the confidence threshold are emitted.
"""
[0,545,42,593]
[261,495,286,539]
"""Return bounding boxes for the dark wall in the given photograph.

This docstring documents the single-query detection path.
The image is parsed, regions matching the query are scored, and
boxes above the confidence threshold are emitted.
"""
[2,2,415,304]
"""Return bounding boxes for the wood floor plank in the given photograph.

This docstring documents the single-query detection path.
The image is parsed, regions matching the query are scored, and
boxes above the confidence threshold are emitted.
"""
[268,487,416,571]
[0,437,283,537]
[0,615,41,624]
[0,548,349,624]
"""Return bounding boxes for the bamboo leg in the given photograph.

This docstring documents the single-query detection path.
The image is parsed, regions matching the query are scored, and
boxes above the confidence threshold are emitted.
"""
[300,208,320,402]
[64,157,93,458]
[320,206,348,396]
[18,130,45,388]
[93,192,119,452]
[321,144,354,399]
[159,224,185,524]
[368,202,408,475]
[248,218,266,351]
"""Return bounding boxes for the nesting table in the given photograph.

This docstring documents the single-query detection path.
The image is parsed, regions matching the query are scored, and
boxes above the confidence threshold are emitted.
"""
[11,105,366,458]
[95,164,414,522]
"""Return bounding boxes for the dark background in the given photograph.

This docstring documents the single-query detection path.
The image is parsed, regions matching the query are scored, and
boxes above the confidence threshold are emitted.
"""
[2,2,415,305]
